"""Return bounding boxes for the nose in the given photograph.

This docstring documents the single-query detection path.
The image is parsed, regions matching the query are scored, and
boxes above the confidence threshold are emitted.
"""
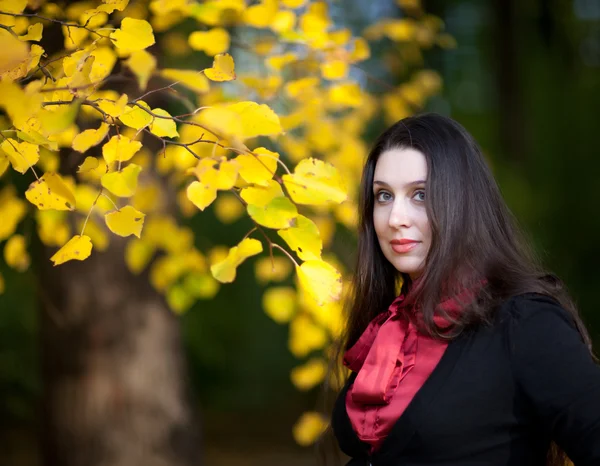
[388,198,411,229]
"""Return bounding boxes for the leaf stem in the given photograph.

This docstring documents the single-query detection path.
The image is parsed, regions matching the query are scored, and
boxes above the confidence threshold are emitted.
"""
[272,243,299,267]
[80,189,103,236]
[100,192,119,210]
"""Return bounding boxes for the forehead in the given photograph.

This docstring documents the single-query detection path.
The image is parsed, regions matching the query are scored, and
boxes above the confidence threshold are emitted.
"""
[373,147,428,184]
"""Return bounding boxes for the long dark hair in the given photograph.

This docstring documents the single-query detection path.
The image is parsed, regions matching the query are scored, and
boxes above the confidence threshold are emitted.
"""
[323,112,594,466]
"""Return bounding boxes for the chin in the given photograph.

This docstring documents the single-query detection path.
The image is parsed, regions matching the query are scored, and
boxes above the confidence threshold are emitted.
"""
[388,256,424,276]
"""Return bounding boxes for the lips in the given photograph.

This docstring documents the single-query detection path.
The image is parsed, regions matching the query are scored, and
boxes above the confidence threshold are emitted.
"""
[390,239,419,254]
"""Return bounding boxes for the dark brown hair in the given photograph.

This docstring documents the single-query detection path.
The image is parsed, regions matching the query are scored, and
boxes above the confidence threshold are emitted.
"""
[324,112,594,466]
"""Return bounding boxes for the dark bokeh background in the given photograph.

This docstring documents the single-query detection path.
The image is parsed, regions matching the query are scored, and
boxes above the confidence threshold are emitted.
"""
[0,0,598,465]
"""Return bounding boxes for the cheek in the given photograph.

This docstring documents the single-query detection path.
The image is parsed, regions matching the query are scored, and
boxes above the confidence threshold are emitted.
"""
[372,208,387,238]
[416,212,431,241]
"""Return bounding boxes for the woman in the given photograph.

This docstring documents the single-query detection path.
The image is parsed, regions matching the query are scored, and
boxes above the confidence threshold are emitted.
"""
[328,113,600,465]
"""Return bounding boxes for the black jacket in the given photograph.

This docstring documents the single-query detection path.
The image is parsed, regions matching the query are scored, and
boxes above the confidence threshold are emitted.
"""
[332,294,600,465]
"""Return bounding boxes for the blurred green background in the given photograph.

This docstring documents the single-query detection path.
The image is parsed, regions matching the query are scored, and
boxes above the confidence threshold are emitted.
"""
[0,0,598,465]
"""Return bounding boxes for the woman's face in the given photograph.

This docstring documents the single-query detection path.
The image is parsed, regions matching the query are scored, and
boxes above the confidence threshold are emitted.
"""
[372,147,431,280]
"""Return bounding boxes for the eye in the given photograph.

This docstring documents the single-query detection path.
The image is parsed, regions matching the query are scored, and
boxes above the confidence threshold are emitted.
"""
[413,189,426,202]
[375,190,393,203]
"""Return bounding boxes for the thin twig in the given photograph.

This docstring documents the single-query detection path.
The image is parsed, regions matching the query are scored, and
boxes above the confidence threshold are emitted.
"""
[80,188,103,236]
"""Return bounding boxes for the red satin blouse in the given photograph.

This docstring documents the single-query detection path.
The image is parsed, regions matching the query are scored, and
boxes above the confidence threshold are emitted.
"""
[343,286,479,452]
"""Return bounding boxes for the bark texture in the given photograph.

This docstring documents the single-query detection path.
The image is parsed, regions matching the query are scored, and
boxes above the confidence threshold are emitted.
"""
[38,238,202,466]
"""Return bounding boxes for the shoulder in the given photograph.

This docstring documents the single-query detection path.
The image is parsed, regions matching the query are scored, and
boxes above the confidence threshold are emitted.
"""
[494,293,587,361]
[495,292,576,330]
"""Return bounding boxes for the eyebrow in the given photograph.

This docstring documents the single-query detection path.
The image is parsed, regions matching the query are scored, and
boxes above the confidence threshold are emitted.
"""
[373,179,427,189]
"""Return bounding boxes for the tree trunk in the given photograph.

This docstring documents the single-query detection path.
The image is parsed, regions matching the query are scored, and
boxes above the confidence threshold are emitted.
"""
[37,238,202,466]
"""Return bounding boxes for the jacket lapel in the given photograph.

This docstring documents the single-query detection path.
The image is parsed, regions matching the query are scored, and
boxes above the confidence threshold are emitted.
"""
[333,331,469,465]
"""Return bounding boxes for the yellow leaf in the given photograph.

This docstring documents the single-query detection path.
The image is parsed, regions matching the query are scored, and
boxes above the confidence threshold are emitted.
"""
[183,272,220,300]
[255,256,292,284]
[0,80,42,127]
[105,205,146,238]
[149,108,178,138]
[0,30,29,80]
[15,124,55,150]
[89,46,117,81]
[25,173,76,211]
[213,195,244,224]
[38,146,60,171]
[197,106,242,139]
[0,187,27,240]
[102,135,142,165]
[125,50,156,91]
[0,156,8,177]
[279,111,305,131]
[240,179,283,207]
[230,101,282,139]
[285,76,320,99]
[36,210,70,247]
[190,157,238,190]
[109,18,155,53]
[243,0,278,28]
[335,201,358,229]
[329,28,351,45]
[0,0,27,13]
[97,93,128,118]
[203,53,235,82]
[247,195,298,229]
[150,253,187,291]
[187,180,216,211]
[328,82,362,108]
[200,101,282,140]
[131,182,161,212]
[50,235,93,265]
[292,412,328,446]
[78,217,109,252]
[234,147,278,186]
[262,286,296,323]
[0,139,39,174]
[78,9,109,30]
[62,49,90,77]
[160,68,209,94]
[290,358,327,390]
[281,0,307,8]
[271,10,296,33]
[38,100,81,135]
[66,55,95,96]
[96,0,129,14]
[350,37,370,62]
[296,260,342,305]
[72,122,110,152]
[289,314,328,357]
[77,156,100,173]
[189,0,245,26]
[125,238,155,274]
[239,74,282,99]
[188,28,230,56]
[321,59,348,80]
[278,215,322,261]
[166,285,195,314]
[299,280,345,339]
[282,158,347,206]
[18,22,43,42]
[47,125,78,149]
[266,52,297,71]
[101,164,142,197]
[74,185,108,213]
[210,237,263,283]
[4,234,30,271]
[119,101,153,130]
